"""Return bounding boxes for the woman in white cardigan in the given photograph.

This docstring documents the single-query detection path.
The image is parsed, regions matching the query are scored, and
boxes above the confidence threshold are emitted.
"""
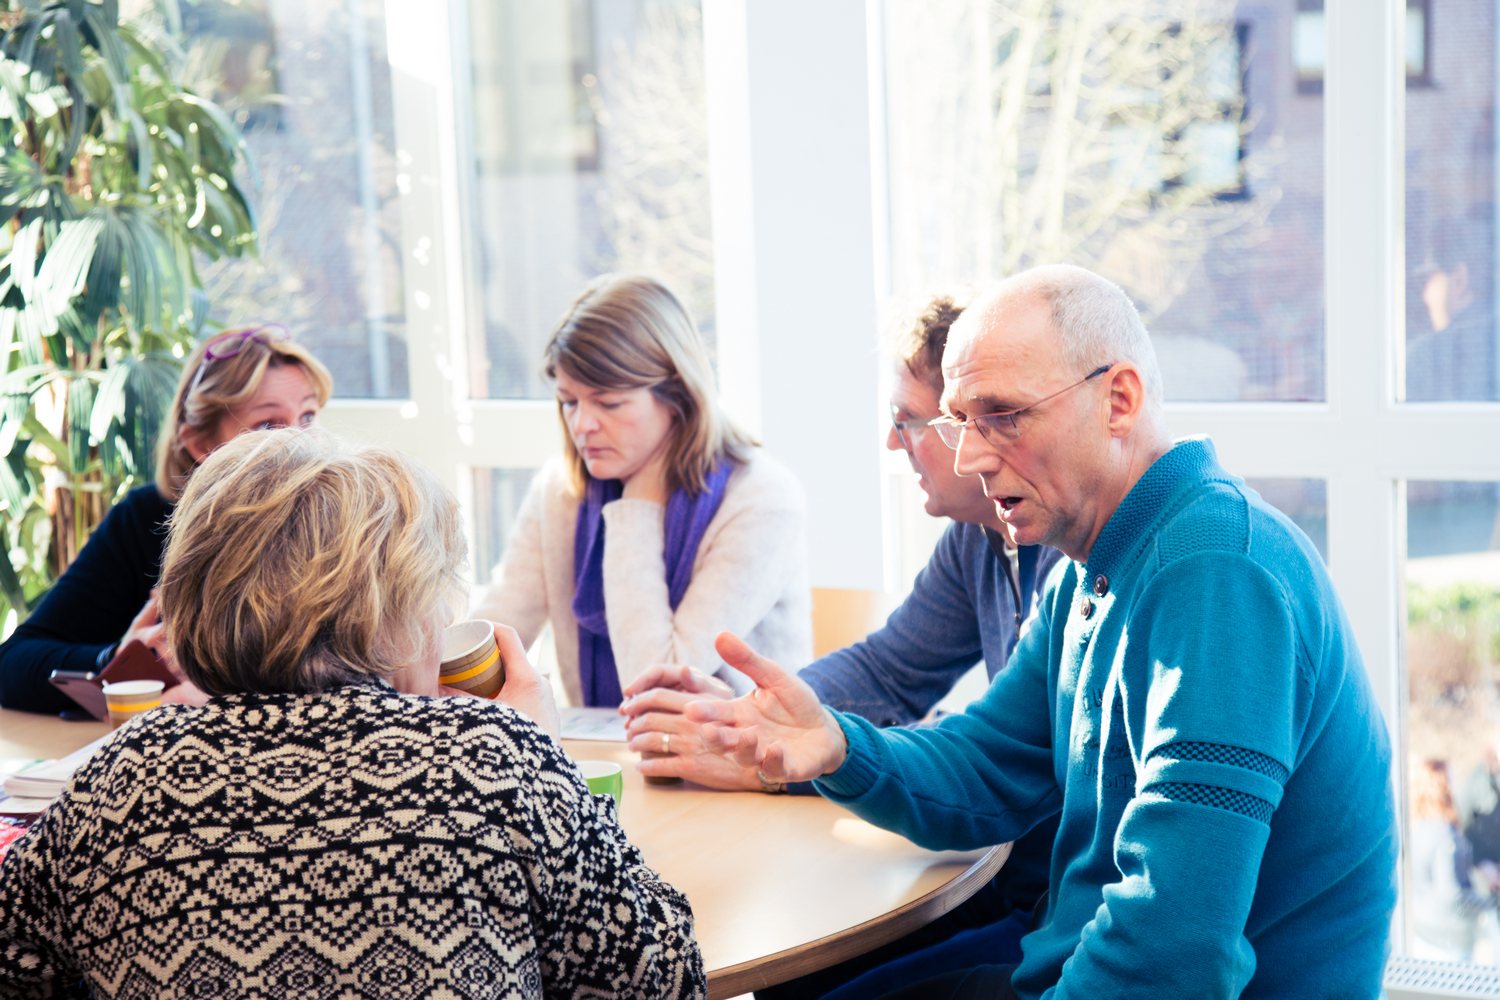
[472,273,812,710]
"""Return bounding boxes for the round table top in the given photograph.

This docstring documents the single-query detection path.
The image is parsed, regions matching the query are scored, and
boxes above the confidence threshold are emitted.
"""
[561,739,1009,998]
[0,710,1008,998]
[0,707,109,760]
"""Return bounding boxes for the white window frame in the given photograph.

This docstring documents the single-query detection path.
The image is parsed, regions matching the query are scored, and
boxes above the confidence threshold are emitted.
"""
[1172,0,1500,952]
[317,0,563,561]
[329,0,1499,957]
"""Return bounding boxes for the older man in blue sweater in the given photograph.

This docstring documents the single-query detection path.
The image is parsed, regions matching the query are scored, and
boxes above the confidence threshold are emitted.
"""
[690,265,1398,999]
[620,293,1063,996]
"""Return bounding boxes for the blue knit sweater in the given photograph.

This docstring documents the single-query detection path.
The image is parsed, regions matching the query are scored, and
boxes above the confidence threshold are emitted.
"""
[816,438,1397,999]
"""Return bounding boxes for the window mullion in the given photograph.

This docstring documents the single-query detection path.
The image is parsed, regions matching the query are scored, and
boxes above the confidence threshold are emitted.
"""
[1324,0,1406,953]
[376,0,469,495]
[1321,0,1404,717]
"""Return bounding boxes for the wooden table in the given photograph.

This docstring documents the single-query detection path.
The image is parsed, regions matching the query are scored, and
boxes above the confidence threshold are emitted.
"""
[562,740,1009,998]
[0,707,108,760]
[0,709,1008,999]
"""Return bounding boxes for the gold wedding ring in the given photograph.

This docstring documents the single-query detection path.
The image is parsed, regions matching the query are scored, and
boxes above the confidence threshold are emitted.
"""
[642,732,683,786]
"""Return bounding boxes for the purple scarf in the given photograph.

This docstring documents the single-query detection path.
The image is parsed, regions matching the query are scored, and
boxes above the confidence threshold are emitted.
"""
[572,463,733,707]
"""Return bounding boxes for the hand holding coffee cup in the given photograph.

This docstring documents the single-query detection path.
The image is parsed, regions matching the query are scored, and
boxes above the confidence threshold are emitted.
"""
[439,621,563,742]
[439,620,504,698]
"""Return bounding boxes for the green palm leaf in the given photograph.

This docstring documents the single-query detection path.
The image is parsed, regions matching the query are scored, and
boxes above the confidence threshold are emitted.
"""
[0,0,257,595]
[66,374,94,474]
[37,211,103,318]
[118,350,177,478]
[90,355,127,474]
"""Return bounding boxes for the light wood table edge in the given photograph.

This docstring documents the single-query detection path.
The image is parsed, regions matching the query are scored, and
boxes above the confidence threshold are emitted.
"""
[706,841,1012,1000]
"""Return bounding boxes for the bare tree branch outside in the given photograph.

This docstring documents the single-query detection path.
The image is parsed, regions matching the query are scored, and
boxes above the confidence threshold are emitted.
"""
[886,0,1275,325]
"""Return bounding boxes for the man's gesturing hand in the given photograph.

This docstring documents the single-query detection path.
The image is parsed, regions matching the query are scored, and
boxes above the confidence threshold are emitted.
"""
[684,632,848,783]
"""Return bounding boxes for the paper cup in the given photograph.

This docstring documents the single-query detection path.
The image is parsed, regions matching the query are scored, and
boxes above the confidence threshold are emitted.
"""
[576,761,624,808]
[440,620,503,698]
[103,679,165,729]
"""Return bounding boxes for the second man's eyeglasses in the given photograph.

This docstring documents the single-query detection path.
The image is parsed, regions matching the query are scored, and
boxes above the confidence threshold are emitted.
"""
[890,404,946,451]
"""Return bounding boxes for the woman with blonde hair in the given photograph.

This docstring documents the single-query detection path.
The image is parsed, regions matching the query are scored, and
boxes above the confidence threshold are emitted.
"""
[473,273,811,714]
[0,428,706,998]
[0,325,332,713]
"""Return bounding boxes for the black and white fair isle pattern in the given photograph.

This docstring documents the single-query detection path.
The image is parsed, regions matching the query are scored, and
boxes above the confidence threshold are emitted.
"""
[0,683,705,1000]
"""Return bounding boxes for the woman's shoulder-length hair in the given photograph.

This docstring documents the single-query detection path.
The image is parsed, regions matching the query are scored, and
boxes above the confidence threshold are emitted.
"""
[543,273,756,497]
[159,428,464,696]
[156,328,334,501]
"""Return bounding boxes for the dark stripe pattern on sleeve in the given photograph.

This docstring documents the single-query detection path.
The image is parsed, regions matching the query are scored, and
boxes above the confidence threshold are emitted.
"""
[1143,741,1289,825]
[1147,781,1275,823]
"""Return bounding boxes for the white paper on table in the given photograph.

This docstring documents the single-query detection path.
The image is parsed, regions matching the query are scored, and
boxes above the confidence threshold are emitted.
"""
[0,794,54,816]
[1,732,114,800]
[559,707,628,742]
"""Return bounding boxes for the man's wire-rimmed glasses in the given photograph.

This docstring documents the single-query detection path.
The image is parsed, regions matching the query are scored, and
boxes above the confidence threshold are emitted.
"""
[187,324,290,396]
[933,364,1114,449]
[890,404,948,451]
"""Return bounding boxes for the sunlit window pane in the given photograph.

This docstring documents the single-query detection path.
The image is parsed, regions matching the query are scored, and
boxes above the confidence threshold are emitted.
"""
[463,0,714,400]
[143,0,411,399]
[884,0,1324,401]
[1405,480,1500,962]
[1404,0,1498,402]
[471,468,539,586]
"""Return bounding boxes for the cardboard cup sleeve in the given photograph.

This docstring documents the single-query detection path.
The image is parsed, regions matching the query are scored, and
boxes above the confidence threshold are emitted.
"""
[102,679,165,730]
[440,620,504,698]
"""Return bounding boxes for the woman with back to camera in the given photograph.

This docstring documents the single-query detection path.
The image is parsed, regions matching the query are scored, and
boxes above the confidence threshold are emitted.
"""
[0,325,331,713]
[473,273,812,707]
[0,428,706,999]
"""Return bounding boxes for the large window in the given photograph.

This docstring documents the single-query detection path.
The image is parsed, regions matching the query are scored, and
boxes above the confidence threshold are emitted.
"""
[460,0,713,401]
[883,0,1325,403]
[150,0,411,399]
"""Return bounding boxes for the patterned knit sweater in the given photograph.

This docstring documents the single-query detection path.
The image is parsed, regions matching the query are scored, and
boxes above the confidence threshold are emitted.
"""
[0,682,706,999]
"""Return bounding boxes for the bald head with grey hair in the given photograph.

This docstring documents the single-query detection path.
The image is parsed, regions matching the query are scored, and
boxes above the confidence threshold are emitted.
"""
[980,264,1163,406]
[939,264,1174,561]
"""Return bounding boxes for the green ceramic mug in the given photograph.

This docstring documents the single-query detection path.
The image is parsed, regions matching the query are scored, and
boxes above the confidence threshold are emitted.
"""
[576,761,624,808]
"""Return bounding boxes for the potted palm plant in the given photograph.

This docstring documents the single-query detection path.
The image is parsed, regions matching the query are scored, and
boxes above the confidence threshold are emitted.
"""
[0,0,255,625]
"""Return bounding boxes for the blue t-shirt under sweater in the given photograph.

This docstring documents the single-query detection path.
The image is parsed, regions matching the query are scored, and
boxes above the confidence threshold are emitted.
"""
[815,437,1398,999]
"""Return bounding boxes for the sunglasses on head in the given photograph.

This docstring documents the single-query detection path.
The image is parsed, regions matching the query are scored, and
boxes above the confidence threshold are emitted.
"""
[187,325,291,396]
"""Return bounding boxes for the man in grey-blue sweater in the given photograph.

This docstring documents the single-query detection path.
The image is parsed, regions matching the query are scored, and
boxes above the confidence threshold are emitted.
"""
[621,295,1065,999]
[690,265,1398,999]
[620,292,1063,932]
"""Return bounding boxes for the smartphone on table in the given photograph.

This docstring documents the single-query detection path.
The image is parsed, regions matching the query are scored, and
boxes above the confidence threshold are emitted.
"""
[49,640,179,721]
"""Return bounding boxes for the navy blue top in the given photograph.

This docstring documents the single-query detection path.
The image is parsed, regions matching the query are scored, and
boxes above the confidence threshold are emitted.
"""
[0,485,172,714]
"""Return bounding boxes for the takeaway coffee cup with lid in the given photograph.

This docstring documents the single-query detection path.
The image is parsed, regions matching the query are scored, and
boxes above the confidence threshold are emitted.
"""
[102,679,165,729]
[440,620,504,698]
